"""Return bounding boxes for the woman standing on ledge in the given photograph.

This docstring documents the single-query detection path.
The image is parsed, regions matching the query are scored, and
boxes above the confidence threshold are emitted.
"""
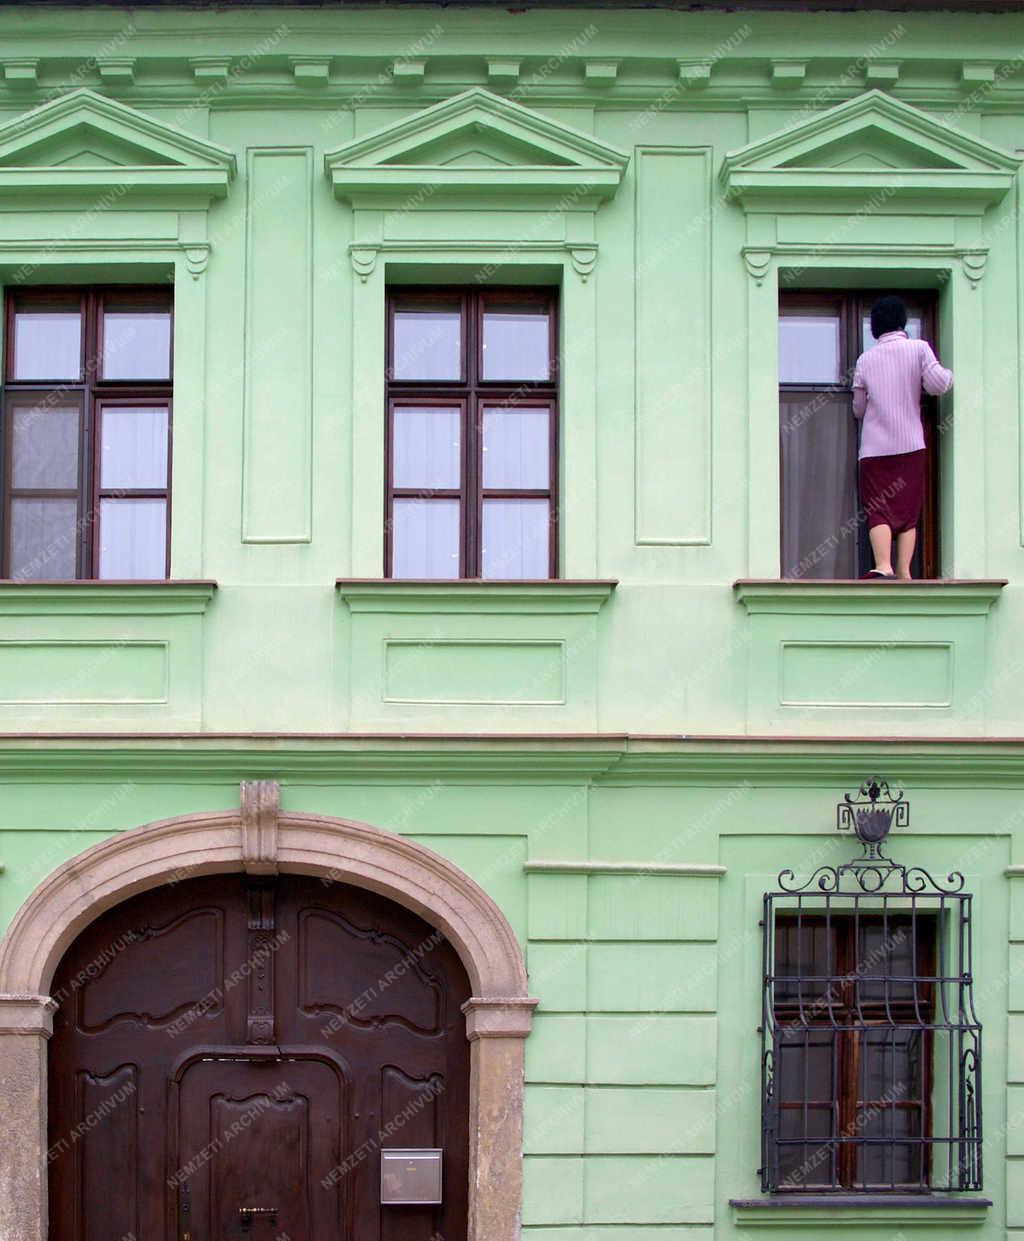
[853,294,953,580]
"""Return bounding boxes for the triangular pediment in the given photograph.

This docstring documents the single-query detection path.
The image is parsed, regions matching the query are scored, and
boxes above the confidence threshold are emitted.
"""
[721,90,1020,210]
[0,89,236,205]
[325,87,629,207]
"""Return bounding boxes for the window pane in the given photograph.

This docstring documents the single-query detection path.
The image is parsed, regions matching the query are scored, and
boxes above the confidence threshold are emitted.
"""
[392,406,460,490]
[98,498,167,579]
[11,404,79,489]
[777,1028,835,1100]
[10,497,78,580]
[100,406,169,490]
[779,311,840,384]
[13,311,81,380]
[860,1028,925,1101]
[774,920,838,1009]
[482,306,550,381]
[778,1105,836,1189]
[481,498,549,579]
[779,392,859,578]
[858,918,917,1004]
[862,314,923,353]
[391,498,460,579]
[857,1105,921,1187]
[482,406,550,489]
[392,309,461,381]
[102,311,172,380]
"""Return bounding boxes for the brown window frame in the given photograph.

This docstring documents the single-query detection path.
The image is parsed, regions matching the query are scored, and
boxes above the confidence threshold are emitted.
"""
[772,912,937,1192]
[778,290,941,580]
[2,285,173,580]
[385,286,559,580]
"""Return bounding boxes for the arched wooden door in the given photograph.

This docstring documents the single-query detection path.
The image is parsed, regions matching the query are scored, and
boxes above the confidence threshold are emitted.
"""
[48,873,471,1241]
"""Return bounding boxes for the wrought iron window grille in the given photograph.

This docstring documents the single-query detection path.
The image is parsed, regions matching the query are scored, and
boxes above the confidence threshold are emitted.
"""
[759,780,982,1194]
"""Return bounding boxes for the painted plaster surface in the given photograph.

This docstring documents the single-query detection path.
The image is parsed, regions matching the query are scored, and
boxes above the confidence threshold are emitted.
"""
[0,5,1020,1237]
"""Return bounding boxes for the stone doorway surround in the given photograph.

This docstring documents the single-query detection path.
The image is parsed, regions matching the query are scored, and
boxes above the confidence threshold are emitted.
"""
[0,781,536,1241]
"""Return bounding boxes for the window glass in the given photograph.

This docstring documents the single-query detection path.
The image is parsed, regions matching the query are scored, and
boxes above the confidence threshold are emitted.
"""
[481,498,549,579]
[779,311,840,384]
[98,498,166,579]
[386,287,557,579]
[392,406,460,490]
[100,406,169,490]
[481,305,550,381]
[861,314,923,353]
[858,1098,921,1187]
[13,310,81,380]
[102,309,172,380]
[482,406,549,489]
[10,497,78,579]
[392,309,461,381]
[391,498,460,578]
[11,404,79,489]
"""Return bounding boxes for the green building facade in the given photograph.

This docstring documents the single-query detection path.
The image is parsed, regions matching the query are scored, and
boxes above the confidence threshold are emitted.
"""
[0,2,1022,1238]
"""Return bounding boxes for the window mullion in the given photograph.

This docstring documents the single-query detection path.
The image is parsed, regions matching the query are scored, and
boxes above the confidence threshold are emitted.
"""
[465,398,479,578]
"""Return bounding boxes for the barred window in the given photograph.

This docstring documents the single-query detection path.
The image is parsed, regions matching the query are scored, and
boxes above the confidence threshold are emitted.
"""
[760,788,982,1194]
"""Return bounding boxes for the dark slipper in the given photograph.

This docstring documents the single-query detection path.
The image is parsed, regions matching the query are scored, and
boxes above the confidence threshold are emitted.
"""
[861,569,895,579]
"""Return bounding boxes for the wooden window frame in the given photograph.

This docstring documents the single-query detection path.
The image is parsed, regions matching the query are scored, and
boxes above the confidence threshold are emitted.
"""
[772,912,937,1192]
[778,290,941,580]
[2,286,173,580]
[385,286,559,580]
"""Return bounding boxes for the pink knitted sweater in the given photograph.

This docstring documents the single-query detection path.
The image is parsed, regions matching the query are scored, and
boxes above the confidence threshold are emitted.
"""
[852,330,953,460]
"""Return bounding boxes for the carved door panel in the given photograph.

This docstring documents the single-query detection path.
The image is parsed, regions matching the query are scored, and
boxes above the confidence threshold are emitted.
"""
[48,873,471,1241]
[175,1057,343,1240]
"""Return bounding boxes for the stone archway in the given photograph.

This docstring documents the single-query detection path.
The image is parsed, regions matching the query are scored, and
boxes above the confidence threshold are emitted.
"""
[0,782,536,1241]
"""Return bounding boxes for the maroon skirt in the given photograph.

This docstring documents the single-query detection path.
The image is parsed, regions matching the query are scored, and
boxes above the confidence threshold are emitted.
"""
[859,449,926,535]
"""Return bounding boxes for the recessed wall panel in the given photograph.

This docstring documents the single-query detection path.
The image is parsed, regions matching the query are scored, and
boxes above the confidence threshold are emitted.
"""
[634,147,711,546]
[242,148,313,543]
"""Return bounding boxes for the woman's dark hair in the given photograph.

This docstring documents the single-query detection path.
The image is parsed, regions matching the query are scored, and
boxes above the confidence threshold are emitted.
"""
[870,295,908,340]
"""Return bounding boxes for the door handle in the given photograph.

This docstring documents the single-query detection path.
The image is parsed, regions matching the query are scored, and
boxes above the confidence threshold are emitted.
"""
[239,1206,278,1232]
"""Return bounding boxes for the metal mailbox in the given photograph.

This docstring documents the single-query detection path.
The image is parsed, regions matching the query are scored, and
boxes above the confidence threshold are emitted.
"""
[380,1148,443,1205]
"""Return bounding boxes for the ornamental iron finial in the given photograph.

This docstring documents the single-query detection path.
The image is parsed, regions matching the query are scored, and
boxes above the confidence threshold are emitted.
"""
[836,778,909,861]
[776,779,963,895]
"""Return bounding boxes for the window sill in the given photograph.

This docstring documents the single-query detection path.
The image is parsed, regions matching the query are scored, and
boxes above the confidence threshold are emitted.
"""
[729,1195,991,1227]
[734,578,1006,617]
[0,580,217,617]
[335,578,617,615]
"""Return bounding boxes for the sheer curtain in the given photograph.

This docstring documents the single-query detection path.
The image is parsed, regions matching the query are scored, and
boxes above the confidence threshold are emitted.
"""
[780,391,859,579]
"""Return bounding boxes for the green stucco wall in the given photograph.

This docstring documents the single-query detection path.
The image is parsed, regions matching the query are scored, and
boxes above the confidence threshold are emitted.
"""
[0,4,1022,1238]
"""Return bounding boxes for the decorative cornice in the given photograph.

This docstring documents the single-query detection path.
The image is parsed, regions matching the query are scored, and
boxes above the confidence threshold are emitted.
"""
[325,86,629,209]
[0,736,1022,786]
[0,87,236,207]
[346,239,602,282]
[742,243,990,286]
[0,580,217,617]
[722,88,1021,212]
[336,578,616,614]
[734,578,1006,616]
[0,239,215,278]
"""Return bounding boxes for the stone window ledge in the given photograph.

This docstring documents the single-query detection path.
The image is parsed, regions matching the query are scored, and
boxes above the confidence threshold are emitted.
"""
[734,579,1006,617]
[336,579,616,615]
[0,580,217,617]
[729,1195,991,1227]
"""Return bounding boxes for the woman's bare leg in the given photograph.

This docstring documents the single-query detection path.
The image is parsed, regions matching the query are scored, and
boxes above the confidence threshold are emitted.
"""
[868,524,894,575]
[895,528,917,579]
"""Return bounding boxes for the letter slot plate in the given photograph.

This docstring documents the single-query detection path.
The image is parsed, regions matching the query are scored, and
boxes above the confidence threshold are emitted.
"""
[380,1148,443,1205]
